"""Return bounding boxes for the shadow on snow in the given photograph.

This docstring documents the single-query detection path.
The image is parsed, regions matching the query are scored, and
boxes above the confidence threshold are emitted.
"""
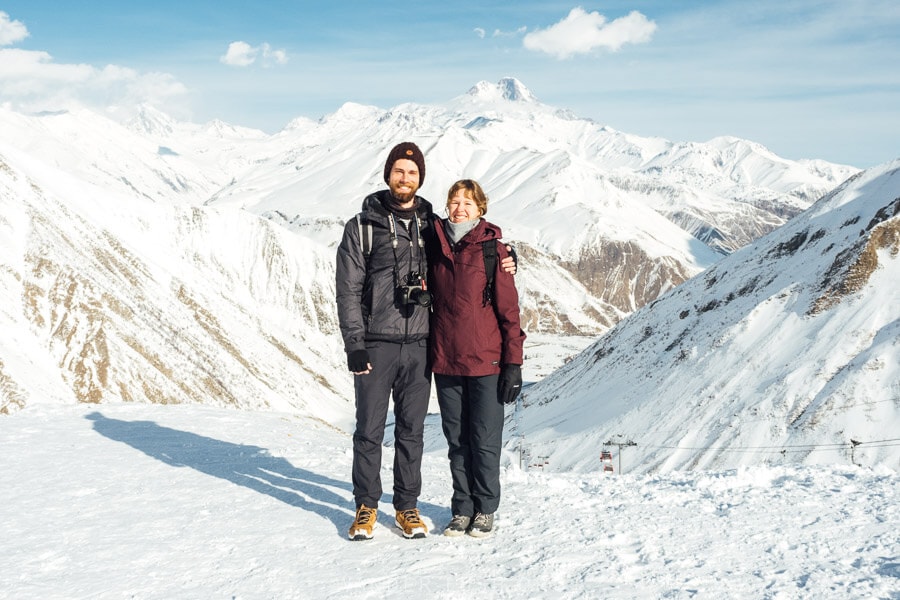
[85,411,442,538]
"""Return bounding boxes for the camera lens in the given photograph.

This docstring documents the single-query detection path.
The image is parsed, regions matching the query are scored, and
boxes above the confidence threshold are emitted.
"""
[414,289,433,307]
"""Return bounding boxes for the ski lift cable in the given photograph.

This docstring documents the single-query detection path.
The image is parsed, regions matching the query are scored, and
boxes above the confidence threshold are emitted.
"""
[640,437,900,453]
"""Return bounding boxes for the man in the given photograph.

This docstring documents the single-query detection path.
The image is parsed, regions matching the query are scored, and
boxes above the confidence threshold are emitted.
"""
[336,142,517,541]
[336,142,434,540]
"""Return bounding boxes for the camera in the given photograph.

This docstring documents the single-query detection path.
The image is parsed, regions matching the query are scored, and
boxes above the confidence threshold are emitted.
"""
[398,272,433,307]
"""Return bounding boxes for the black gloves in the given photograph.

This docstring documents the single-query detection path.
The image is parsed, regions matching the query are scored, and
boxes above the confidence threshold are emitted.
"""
[497,364,522,405]
[347,349,370,372]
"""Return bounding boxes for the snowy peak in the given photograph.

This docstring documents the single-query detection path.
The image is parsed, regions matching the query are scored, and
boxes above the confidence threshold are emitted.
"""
[467,77,537,103]
[200,118,267,140]
[124,104,178,137]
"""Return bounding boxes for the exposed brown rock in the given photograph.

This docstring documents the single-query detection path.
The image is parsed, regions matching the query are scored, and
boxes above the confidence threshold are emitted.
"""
[563,241,695,313]
[810,198,900,314]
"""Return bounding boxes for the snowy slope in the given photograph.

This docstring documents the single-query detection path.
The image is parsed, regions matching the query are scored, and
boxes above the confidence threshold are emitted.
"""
[0,402,896,600]
[519,160,900,474]
[0,143,351,422]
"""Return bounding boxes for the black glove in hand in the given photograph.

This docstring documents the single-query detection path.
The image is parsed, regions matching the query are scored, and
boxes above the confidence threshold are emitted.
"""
[497,364,522,404]
[347,349,370,372]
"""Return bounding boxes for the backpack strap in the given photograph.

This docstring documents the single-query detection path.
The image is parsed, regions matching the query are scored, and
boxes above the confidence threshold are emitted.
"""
[356,213,373,259]
[482,239,498,307]
[356,213,375,314]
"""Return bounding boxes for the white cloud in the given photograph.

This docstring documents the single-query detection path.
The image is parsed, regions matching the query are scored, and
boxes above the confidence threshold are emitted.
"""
[492,26,527,38]
[0,11,28,46]
[523,7,656,59]
[474,27,486,39]
[0,13,188,118]
[260,43,288,66]
[0,47,188,117]
[220,41,256,67]
[220,41,288,68]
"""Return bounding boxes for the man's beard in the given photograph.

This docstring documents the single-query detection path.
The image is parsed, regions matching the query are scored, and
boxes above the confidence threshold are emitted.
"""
[391,189,416,203]
[389,181,418,204]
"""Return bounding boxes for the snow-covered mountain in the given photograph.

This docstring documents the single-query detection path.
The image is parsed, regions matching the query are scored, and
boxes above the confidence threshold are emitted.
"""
[3,78,894,475]
[202,78,857,325]
[0,143,351,423]
[0,105,258,205]
[1,79,857,337]
[518,159,900,473]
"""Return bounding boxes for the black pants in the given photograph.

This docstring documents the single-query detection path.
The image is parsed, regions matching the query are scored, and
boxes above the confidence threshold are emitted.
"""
[435,373,503,516]
[352,340,430,511]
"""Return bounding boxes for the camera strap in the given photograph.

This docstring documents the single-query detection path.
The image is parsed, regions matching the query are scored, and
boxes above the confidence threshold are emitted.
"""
[388,213,426,286]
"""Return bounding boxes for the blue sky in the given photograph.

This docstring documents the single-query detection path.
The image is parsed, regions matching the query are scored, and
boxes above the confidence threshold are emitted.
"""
[1,1,898,167]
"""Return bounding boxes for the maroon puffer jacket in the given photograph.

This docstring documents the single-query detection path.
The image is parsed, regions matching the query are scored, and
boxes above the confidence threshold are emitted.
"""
[428,218,526,376]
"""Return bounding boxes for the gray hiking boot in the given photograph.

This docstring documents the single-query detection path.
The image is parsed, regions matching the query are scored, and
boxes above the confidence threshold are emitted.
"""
[443,514,471,537]
[467,512,494,537]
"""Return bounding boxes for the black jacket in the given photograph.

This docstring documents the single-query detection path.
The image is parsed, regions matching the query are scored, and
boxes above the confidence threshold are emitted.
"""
[336,190,435,352]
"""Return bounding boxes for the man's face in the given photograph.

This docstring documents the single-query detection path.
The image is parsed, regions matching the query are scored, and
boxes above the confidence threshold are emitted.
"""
[387,159,420,205]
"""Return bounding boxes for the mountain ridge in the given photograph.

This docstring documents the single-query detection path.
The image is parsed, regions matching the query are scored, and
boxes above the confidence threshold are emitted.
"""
[2,79,896,473]
[0,81,859,337]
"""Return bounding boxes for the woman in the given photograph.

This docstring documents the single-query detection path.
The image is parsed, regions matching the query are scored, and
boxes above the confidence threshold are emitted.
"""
[428,179,526,537]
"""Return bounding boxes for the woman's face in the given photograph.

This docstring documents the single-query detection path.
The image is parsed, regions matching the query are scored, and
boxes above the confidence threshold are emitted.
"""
[447,190,482,223]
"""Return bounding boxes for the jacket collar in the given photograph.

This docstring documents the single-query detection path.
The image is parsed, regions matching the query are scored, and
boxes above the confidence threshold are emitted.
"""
[362,190,434,225]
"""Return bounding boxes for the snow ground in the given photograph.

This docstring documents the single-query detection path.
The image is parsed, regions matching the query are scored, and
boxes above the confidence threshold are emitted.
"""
[2,403,897,600]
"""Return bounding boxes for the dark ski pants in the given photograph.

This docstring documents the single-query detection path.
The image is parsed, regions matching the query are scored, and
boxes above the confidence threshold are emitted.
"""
[352,340,430,511]
[435,373,503,516]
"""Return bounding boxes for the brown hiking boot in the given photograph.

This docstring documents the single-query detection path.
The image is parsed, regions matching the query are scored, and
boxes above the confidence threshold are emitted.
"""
[395,508,428,539]
[348,505,377,541]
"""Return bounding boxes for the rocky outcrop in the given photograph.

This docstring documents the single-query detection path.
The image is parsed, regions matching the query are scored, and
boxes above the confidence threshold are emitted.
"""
[811,196,900,314]
[562,241,696,314]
